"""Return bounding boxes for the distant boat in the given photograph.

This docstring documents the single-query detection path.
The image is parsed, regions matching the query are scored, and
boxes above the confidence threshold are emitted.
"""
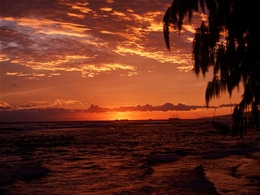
[113,119,129,124]
[168,114,180,121]
[168,117,180,121]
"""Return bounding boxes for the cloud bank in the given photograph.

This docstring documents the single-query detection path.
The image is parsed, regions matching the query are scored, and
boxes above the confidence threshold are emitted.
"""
[0,102,234,122]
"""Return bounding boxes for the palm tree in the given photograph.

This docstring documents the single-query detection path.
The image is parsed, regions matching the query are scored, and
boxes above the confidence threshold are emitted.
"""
[163,0,260,129]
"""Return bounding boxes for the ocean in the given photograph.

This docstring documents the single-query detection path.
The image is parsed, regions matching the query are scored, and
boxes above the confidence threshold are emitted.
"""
[0,119,260,195]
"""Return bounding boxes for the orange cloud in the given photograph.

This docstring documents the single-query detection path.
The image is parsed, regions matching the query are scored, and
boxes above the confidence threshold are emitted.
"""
[115,45,191,65]
[0,54,11,62]
[13,99,83,110]
[61,1,92,14]
[177,66,193,72]
[0,101,11,109]
[81,63,137,77]
[106,0,114,3]
[2,17,90,37]
[100,7,113,12]
[67,12,85,19]
[6,72,45,79]
[99,30,115,34]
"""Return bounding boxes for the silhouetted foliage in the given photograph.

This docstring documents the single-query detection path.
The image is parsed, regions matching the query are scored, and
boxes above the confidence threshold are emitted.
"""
[163,0,260,120]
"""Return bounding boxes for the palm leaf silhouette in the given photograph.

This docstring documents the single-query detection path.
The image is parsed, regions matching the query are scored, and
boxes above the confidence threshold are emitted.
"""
[163,0,260,123]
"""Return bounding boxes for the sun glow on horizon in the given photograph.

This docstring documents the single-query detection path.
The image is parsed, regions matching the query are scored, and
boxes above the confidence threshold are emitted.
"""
[107,112,134,120]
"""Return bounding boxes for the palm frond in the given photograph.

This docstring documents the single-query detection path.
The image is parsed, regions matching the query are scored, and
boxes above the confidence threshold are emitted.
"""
[163,0,260,112]
[163,7,171,50]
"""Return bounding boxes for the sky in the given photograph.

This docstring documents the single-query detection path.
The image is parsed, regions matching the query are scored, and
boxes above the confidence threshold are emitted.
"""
[0,0,243,122]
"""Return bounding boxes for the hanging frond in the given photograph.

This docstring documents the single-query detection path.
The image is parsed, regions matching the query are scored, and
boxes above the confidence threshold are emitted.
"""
[163,0,260,112]
[163,0,201,48]
[199,0,205,13]
[163,7,171,50]
[192,21,213,76]
[205,76,226,107]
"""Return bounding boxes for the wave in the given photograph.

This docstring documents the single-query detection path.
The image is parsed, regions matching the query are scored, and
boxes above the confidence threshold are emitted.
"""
[0,163,48,188]
[168,165,220,194]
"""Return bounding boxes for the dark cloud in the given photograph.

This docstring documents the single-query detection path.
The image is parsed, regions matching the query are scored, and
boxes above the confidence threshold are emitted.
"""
[159,103,204,111]
[0,108,72,122]
[0,101,12,110]
[0,102,234,122]
[218,103,238,108]
[87,102,205,113]
[0,106,11,110]
[0,0,68,19]
[86,104,109,113]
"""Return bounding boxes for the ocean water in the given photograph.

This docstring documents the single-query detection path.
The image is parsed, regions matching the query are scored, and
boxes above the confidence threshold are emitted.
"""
[0,119,260,195]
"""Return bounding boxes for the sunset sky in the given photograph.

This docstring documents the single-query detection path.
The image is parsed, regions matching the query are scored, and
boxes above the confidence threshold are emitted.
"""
[0,0,243,122]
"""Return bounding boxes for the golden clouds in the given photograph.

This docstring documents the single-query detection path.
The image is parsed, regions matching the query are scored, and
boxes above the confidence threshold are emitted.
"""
[67,12,85,19]
[99,30,115,34]
[177,65,193,72]
[23,55,93,71]
[0,54,10,62]
[49,73,61,77]
[7,53,137,78]
[0,0,196,87]
[143,11,164,32]
[61,1,92,14]
[71,5,92,13]
[2,17,89,37]
[100,7,113,12]
[115,46,191,65]
[81,63,137,78]
[0,101,11,109]
[13,99,83,110]
[53,99,82,106]
[6,72,45,80]
[112,11,127,17]
[182,24,196,34]
[1,1,193,80]
[106,0,114,3]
